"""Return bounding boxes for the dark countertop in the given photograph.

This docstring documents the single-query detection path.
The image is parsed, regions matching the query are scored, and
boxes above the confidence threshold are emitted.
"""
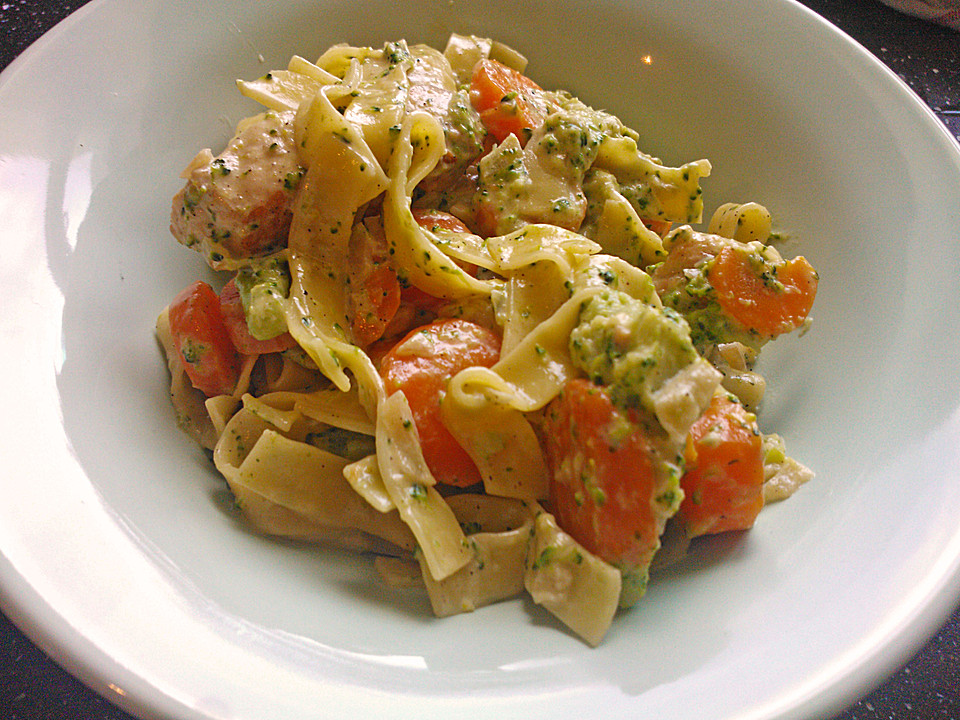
[0,1,957,718]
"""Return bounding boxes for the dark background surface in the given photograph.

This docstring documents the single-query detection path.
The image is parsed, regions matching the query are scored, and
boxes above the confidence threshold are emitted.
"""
[1,1,958,718]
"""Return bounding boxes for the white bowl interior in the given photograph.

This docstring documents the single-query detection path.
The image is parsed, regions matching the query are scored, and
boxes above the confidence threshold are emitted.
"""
[1,0,959,718]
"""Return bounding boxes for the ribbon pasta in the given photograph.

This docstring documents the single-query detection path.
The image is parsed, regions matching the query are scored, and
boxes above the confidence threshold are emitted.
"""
[382,112,493,300]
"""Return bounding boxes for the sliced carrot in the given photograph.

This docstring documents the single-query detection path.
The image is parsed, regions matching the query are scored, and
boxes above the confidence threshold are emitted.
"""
[411,208,472,234]
[352,210,479,346]
[167,280,240,397]
[709,245,818,338]
[379,319,501,487]
[642,218,673,237]
[469,59,547,145]
[351,264,402,348]
[398,283,444,314]
[541,379,674,597]
[474,201,501,239]
[677,392,764,537]
[219,278,296,356]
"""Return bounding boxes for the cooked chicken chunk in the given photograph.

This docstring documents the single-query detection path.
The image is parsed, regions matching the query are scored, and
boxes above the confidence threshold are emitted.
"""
[170,110,303,270]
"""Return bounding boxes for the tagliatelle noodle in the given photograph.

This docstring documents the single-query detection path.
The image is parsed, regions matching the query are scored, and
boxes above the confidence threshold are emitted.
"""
[382,111,492,300]
[213,408,415,552]
[284,83,389,400]
[375,391,472,580]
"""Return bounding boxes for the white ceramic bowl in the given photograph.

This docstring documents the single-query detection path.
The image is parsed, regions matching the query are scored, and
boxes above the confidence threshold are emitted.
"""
[1,1,959,718]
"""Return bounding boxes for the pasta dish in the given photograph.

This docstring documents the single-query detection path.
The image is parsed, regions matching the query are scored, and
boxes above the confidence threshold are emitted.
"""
[156,35,818,645]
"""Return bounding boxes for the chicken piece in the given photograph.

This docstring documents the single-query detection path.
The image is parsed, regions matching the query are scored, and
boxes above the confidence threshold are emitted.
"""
[170,110,303,270]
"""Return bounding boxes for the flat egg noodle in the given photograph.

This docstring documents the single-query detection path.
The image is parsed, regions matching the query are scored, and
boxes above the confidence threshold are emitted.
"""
[277,51,474,581]
[496,262,572,357]
[485,227,599,356]
[414,494,533,618]
[314,43,382,79]
[582,168,668,267]
[213,407,414,551]
[572,253,662,306]
[593,135,712,224]
[206,394,241,440]
[524,510,622,647]
[376,391,472,581]
[239,386,374,437]
[241,392,300,433]
[233,390,393,514]
[258,353,326,394]
[283,80,389,402]
[343,455,395,513]
[291,387,375,436]
[341,48,413,171]
[382,111,491,300]
[421,522,532,616]
[229,483,394,551]
[236,55,339,113]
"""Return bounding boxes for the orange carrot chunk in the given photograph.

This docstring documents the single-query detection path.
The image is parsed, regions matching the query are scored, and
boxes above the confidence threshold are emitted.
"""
[677,392,764,538]
[167,280,240,397]
[411,208,472,234]
[542,379,673,599]
[710,246,818,338]
[469,59,547,145]
[380,319,501,488]
[351,264,403,348]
